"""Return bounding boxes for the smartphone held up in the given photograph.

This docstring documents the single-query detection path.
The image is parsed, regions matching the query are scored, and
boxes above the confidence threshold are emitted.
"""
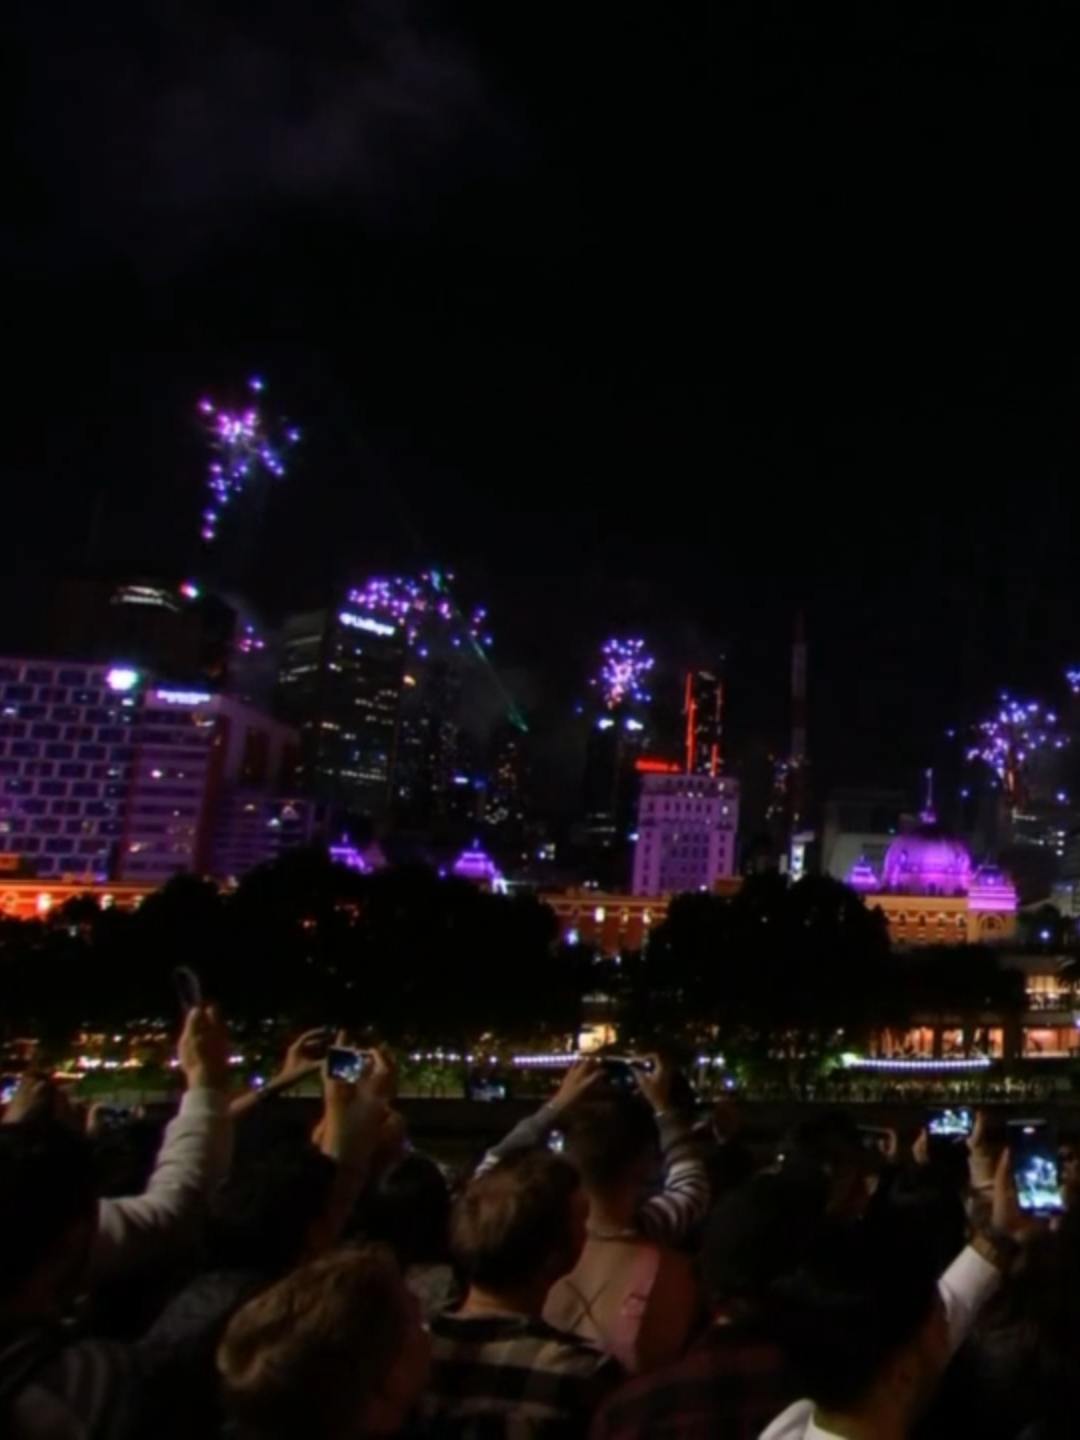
[1007,1118,1064,1216]
[927,1107,973,1140]
[172,966,203,1012]
[325,1046,373,1085]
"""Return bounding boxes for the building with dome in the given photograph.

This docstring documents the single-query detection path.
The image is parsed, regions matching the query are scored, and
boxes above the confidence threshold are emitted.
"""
[846,781,1017,945]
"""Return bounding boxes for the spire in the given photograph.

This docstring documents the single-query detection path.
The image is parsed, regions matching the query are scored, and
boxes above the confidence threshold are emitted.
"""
[921,767,936,826]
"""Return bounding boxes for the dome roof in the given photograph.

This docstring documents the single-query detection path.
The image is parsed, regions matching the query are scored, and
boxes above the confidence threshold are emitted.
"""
[881,827,973,895]
[452,842,506,891]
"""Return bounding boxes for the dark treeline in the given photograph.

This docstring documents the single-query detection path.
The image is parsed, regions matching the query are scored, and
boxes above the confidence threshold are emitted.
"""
[0,855,1030,1055]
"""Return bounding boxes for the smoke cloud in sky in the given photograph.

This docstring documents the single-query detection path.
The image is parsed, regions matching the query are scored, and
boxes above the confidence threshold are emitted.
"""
[14,0,514,266]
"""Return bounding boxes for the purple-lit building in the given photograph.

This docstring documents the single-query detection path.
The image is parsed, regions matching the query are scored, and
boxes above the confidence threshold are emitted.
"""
[846,820,1018,946]
[0,656,311,885]
[631,773,739,897]
[452,842,507,893]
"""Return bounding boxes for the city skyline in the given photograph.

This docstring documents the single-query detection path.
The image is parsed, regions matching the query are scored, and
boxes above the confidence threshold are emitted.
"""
[10,8,1080,803]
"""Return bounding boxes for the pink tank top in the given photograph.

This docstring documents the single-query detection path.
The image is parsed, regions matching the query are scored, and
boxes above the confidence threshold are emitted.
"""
[552,1241,662,1373]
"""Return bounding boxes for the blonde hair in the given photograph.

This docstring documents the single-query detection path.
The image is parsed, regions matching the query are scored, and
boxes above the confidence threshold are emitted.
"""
[217,1246,409,1439]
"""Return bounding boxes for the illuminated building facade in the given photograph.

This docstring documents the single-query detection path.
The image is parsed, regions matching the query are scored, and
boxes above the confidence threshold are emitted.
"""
[276,604,406,817]
[543,891,667,956]
[121,686,301,883]
[543,880,742,957]
[0,875,154,920]
[209,793,318,882]
[631,772,739,896]
[846,818,1018,945]
[0,658,302,883]
[452,843,508,892]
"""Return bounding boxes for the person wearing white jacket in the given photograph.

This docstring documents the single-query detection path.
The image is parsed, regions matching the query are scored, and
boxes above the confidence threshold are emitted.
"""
[759,1153,1020,1440]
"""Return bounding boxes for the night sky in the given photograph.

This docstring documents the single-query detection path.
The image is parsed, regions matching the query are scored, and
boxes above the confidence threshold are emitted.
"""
[8,3,1080,799]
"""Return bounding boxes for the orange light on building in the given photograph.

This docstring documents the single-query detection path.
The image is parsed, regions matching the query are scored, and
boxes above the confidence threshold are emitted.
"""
[634,758,681,775]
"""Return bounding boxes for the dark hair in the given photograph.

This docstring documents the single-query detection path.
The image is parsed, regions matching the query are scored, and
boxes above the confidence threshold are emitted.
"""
[873,1182,966,1277]
[564,1095,658,1190]
[451,1152,581,1293]
[772,1220,941,1411]
[702,1174,824,1315]
[0,1122,99,1295]
[358,1154,450,1269]
[781,1111,864,1178]
[209,1145,338,1276]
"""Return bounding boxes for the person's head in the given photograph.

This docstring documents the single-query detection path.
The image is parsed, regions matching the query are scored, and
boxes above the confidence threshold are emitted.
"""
[779,1111,871,1219]
[208,1144,339,1276]
[358,1153,451,1269]
[702,1174,825,1323]
[451,1151,586,1305]
[875,1182,967,1277]
[218,1246,430,1440]
[773,1220,949,1430]
[0,1122,99,1316]
[564,1095,659,1197]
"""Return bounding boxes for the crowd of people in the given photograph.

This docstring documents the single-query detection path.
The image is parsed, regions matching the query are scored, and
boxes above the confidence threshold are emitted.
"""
[3,1009,1080,1438]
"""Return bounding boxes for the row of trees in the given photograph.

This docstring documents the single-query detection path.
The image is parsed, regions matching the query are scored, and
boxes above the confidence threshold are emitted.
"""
[0,853,1033,1053]
[618,874,1029,1056]
[0,851,587,1045]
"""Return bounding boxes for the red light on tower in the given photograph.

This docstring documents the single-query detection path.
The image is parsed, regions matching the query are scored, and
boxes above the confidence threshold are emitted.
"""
[635,758,681,775]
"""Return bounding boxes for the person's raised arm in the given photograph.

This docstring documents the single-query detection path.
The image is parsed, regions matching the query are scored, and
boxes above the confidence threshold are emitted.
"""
[228,1028,327,1119]
[633,1055,709,1244]
[942,1149,1025,1352]
[474,1059,602,1176]
[91,1004,233,1283]
[313,1057,389,1242]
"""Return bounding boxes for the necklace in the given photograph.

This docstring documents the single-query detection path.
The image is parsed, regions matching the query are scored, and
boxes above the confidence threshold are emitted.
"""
[586,1224,639,1240]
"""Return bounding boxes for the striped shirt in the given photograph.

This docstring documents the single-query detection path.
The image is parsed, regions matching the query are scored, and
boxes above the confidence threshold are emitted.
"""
[423,1311,621,1438]
[476,1107,709,1246]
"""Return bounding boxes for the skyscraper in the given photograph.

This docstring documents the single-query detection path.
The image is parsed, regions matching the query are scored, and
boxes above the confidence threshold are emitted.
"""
[576,639,656,882]
[392,657,464,831]
[0,657,310,884]
[483,719,529,848]
[631,772,740,896]
[683,662,725,775]
[275,601,406,817]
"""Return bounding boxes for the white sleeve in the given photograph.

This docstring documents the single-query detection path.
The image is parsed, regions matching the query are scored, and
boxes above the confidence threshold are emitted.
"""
[91,1087,233,1283]
[937,1243,1000,1354]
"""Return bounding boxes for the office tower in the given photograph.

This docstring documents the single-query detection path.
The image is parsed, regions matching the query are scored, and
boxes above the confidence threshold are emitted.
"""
[483,719,529,847]
[0,657,309,883]
[631,772,740,896]
[45,576,236,685]
[576,639,655,882]
[821,788,907,882]
[210,794,318,882]
[275,601,406,817]
[120,684,304,882]
[683,662,725,775]
[393,657,464,831]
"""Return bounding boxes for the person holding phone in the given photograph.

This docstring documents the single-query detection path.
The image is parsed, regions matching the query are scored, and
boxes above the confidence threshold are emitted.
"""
[0,1003,234,1439]
[90,1002,234,1282]
[760,1151,1026,1440]
[227,1028,335,1119]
